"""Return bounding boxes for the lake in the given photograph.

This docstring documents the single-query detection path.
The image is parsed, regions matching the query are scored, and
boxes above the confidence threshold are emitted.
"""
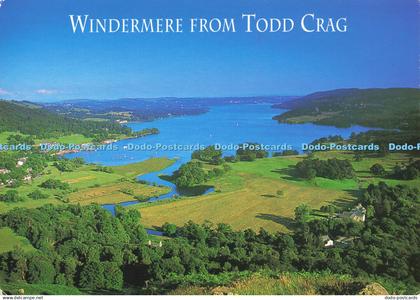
[67,103,372,166]
[67,103,374,218]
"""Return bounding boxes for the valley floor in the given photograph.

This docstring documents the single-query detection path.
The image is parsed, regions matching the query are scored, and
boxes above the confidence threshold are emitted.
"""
[136,152,420,232]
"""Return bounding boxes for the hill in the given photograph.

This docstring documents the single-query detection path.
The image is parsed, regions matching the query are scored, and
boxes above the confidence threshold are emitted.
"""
[273,88,420,130]
[0,100,130,139]
[43,96,293,122]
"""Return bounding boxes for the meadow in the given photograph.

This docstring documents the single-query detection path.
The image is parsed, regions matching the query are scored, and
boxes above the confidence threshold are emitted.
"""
[0,157,174,214]
[136,152,420,233]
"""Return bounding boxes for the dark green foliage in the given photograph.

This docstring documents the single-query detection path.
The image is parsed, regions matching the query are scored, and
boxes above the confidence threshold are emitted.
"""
[224,155,238,163]
[172,161,207,188]
[0,190,24,202]
[192,146,223,164]
[79,261,105,289]
[172,161,228,188]
[6,134,35,145]
[54,158,84,172]
[392,160,420,180]
[0,183,418,294]
[40,179,70,190]
[115,206,148,243]
[236,143,268,161]
[295,158,355,180]
[370,163,386,176]
[0,100,131,139]
[0,204,146,291]
[133,128,159,137]
[349,130,420,156]
[28,189,49,200]
[294,204,312,224]
[311,135,344,145]
[273,88,420,130]
[94,165,114,173]
[294,183,419,285]
[103,262,124,290]
[0,152,49,187]
[27,254,56,284]
[162,223,177,237]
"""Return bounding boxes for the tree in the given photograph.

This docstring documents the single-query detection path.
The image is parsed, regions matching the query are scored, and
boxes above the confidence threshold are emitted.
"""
[370,163,386,176]
[28,189,48,200]
[0,190,24,202]
[173,161,207,188]
[294,204,312,224]
[295,158,354,180]
[78,261,105,289]
[320,204,336,215]
[162,223,177,237]
[6,248,27,282]
[39,179,70,190]
[236,143,268,161]
[102,262,123,290]
[192,145,222,164]
[26,255,56,284]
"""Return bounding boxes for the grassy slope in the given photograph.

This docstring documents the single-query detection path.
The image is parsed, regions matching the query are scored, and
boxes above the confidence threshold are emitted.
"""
[0,282,82,295]
[36,134,93,145]
[137,153,420,233]
[0,132,16,144]
[0,157,174,214]
[0,227,36,254]
[168,272,388,295]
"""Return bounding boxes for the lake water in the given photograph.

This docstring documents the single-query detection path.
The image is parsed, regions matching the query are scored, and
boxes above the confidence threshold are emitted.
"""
[68,104,372,166]
[67,103,373,219]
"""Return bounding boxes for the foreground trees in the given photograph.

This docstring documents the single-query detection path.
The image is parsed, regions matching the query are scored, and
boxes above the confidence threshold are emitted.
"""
[0,182,418,294]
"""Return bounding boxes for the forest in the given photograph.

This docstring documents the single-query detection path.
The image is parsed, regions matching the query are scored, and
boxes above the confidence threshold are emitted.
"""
[0,182,418,294]
[0,100,130,139]
[273,88,420,131]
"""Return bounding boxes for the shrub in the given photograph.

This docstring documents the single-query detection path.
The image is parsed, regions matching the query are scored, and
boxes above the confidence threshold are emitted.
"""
[28,189,49,200]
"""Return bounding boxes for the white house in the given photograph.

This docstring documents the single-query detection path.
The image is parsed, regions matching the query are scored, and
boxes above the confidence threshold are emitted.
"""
[16,157,28,167]
[0,168,10,175]
[321,235,334,247]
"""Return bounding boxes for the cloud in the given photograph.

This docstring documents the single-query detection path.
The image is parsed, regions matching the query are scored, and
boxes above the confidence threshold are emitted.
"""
[35,89,58,95]
[0,88,10,95]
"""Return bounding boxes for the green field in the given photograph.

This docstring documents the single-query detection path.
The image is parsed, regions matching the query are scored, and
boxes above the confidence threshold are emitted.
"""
[0,157,175,213]
[68,181,169,205]
[0,131,31,144]
[36,134,94,145]
[0,227,36,254]
[111,157,175,177]
[136,152,420,233]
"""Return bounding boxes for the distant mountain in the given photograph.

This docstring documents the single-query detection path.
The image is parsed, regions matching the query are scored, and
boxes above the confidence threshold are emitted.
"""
[42,96,294,122]
[273,88,420,130]
[0,100,130,138]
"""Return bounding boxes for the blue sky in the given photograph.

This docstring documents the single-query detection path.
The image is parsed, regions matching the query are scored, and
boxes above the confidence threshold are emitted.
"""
[0,0,418,101]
